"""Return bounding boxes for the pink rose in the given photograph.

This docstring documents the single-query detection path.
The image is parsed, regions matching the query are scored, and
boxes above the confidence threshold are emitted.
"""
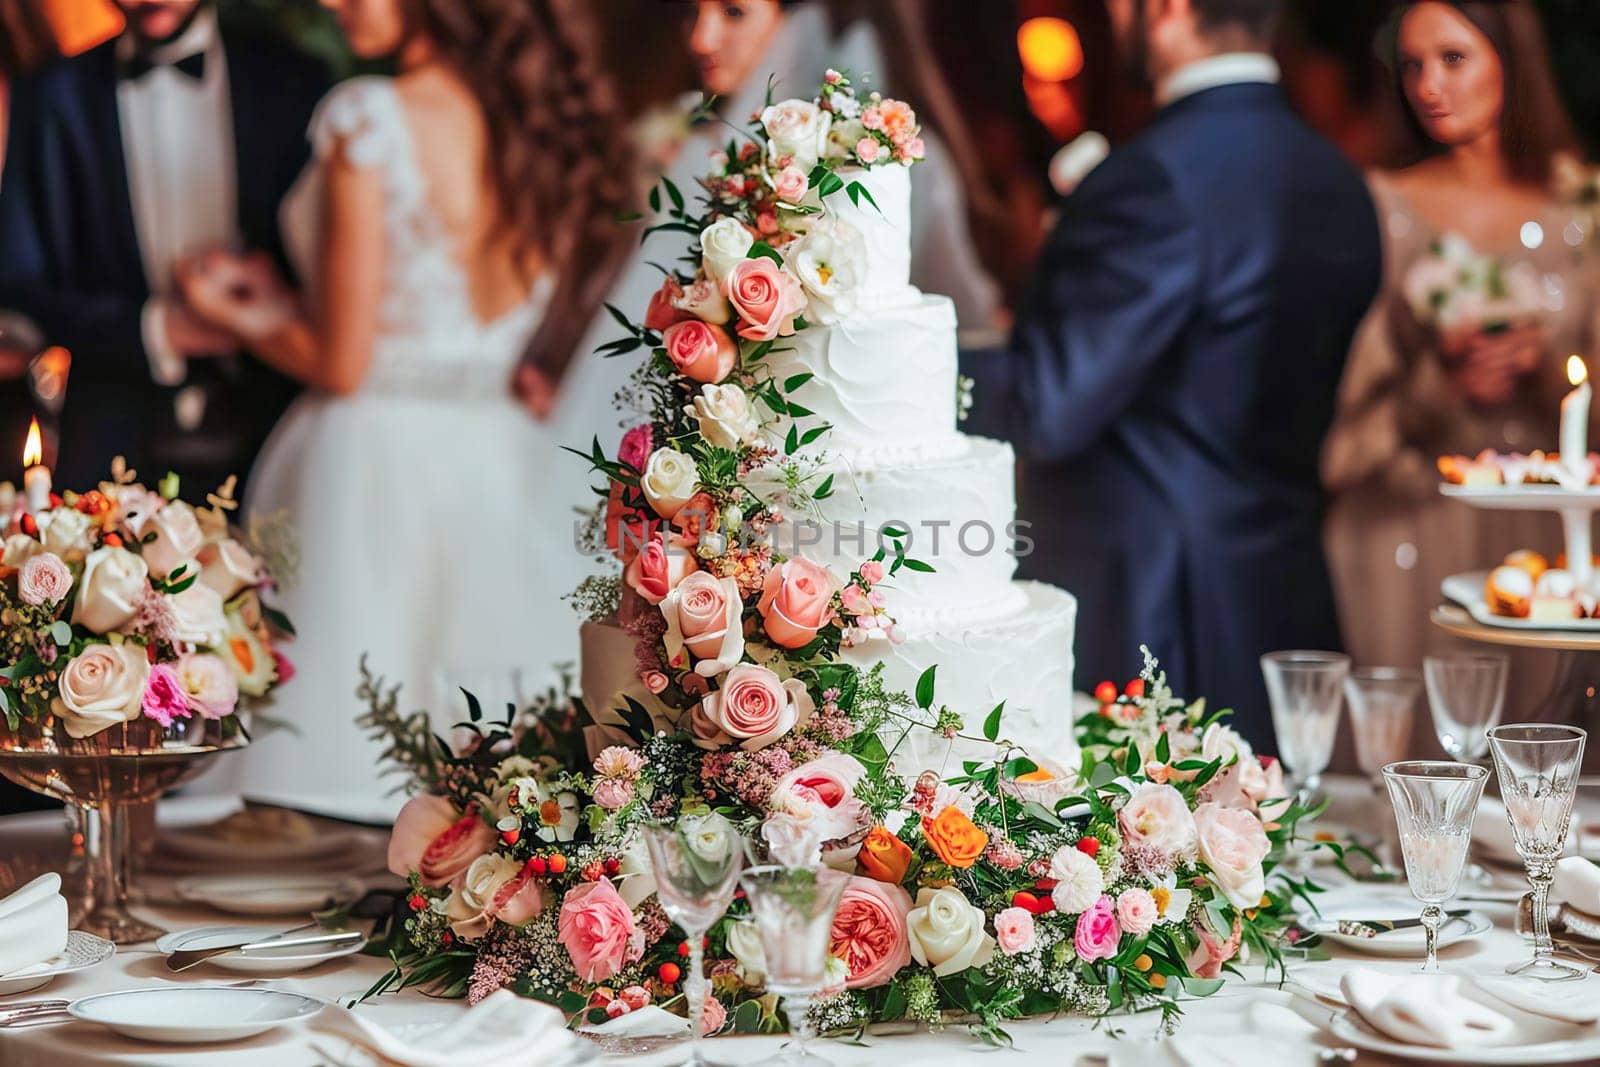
[174,651,238,720]
[702,995,727,1035]
[618,424,653,474]
[859,560,884,584]
[644,277,690,332]
[487,859,545,926]
[387,795,497,887]
[758,558,838,649]
[557,877,643,982]
[725,258,806,342]
[592,777,636,811]
[1117,782,1198,860]
[861,108,884,132]
[140,663,191,729]
[772,753,870,842]
[830,875,912,989]
[1116,888,1158,937]
[624,531,698,606]
[1194,802,1270,910]
[618,986,651,1011]
[855,137,881,165]
[662,319,737,383]
[698,663,813,751]
[878,99,917,141]
[661,572,744,676]
[901,137,926,161]
[1073,894,1120,962]
[773,165,808,204]
[642,670,669,693]
[594,746,646,780]
[756,211,779,235]
[994,906,1036,955]
[18,552,71,606]
[1186,913,1243,979]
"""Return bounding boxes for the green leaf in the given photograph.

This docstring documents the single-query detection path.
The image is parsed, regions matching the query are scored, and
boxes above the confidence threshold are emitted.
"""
[158,472,180,500]
[812,474,834,500]
[647,185,661,213]
[732,999,763,1034]
[1155,731,1171,764]
[164,574,197,595]
[748,242,784,266]
[782,372,814,392]
[461,689,484,724]
[1020,801,1063,828]
[881,524,908,539]
[983,702,1004,741]
[784,400,815,418]
[1178,976,1226,998]
[900,558,934,573]
[784,425,800,456]
[846,179,880,213]
[662,176,685,212]
[603,303,635,334]
[798,425,829,446]
[49,621,71,647]
[915,665,936,710]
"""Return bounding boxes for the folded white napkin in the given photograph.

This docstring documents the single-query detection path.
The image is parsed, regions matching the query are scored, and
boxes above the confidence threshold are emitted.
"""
[1554,855,1600,913]
[1476,974,1600,1025]
[309,990,575,1067]
[1341,969,1514,1048]
[1475,797,1577,862]
[579,1004,688,1037]
[1167,995,1325,1067]
[0,873,68,976]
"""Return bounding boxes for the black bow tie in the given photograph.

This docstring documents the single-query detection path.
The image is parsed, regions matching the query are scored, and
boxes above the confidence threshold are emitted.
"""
[119,50,205,83]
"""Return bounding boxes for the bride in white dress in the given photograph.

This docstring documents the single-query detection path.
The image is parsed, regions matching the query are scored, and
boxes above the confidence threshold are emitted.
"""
[178,0,630,819]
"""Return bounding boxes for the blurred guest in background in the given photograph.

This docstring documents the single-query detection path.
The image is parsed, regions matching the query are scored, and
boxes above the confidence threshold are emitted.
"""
[963,0,1381,745]
[1324,0,1595,679]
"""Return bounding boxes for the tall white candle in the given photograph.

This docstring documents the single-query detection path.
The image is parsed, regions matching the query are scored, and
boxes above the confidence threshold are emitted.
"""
[1561,356,1591,484]
[21,418,49,515]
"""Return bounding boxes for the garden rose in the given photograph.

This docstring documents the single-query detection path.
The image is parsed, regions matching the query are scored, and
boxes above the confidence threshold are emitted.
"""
[662,572,744,675]
[488,859,545,926]
[906,885,994,977]
[618,424,653,474]
[644,276,690,331]
[640,448,697,520]
[1116,888,1158,937]
[830,876,912,989]
[773,163,808,204]
[557,877,643,982]
[691,383,762,449]
[52,641,150,738]
[773,753,869,842]
[1048,844,1104,915]
[625,532,698,607]
[994,906,1036,955]
[72,546,148,634]
[140,664,191,729]
[760,98,830,170]
[662,319,738,384]
[167,581,227,647]
[1117,782,1199,860]
[36,507,92,561]
[592,777,635,811]
[593,746,646,780]
[698,663,813,751]
[387,795,496,887]
[175,652,238,719]
[196,539,261,600]
[757,557,838,648]
[856,826,913,885]
[18,552,71,606]
[447,853,520,940]
[702,995,727,1035]
[1073,894,1120,962]
[922,806,988,869]
[855,137,880,164]
[700,217,755,285]
[784,217,865,323]
[1194,802,1270,910]
[726,258,806,342]
[131,500,203,578]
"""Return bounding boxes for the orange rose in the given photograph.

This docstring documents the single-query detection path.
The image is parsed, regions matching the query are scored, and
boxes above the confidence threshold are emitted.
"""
[921,807,988,870]
[857,826,913,885]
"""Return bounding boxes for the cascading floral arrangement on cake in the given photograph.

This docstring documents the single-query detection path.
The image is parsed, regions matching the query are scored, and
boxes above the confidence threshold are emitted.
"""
[370,74,1332,1044]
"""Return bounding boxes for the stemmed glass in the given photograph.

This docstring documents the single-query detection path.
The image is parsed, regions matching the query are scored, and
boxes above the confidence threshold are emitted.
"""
[1488,724,1587,981]
[1262,651,1350,801]
[1382,761,1488,972]
[1424,654,1507,763]
[739,861,852,1066]
[642,815,744,1066]
[1348,668,1423,870]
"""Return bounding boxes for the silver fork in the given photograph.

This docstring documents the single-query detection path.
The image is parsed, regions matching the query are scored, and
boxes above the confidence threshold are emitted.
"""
[0,999,71,1028]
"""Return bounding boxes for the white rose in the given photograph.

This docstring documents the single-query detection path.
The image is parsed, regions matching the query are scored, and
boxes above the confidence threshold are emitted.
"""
[641,448,698,520]
[725,919,767,982]
[761,810,823,869]
[682,812,735,867]
[616,832,657,908]
[700,218,755,286]
[691,384,762,450]
[167,580,227,647]
[35,508,92,562]
[1047,845,1104,915]
[675,278,732,324]
[784,218,866,324]
[52,642,150,739]
[131,500,203,578]
[196,539,261,600]
[760,98,831,171]
[824,118,866,162]
[72,546,149,634]
[1194,802,1271,911]
[1116,782,1199,860]
[446,853,519,941]
[1200,724,1253,768]
[905,885,995,977]
[2,534,42,568]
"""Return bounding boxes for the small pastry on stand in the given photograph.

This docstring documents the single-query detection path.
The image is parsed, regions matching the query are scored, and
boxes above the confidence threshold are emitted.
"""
[1505,549,1549,580]
[1486,564,1534,618]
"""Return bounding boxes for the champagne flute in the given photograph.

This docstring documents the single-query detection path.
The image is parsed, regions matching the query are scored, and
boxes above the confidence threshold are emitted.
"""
[1262,651,1350,800]
[739,862,851,1066]
[1488,723,1587,981]
[1348,668,1423,871]
[1382,761,1488,972]
[1424,654,1507,763]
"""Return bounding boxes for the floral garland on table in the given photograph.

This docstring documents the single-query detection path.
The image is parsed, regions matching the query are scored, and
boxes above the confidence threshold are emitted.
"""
[0,464,294,739]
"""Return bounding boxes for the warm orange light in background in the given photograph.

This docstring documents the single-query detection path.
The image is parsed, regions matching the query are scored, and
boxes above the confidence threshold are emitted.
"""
[23,418,42,469]
[1018,17,1085,83]
[1570,355,1588,387]
[41,0,123,57]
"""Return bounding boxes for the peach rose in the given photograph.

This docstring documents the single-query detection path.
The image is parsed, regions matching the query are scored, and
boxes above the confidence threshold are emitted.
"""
[922,806,988,869]
[830,875,912,989]
[725,258,806,342]
[1194,802,1270,910]
[386,795,497,888]
[675,277,732,324]
[557,877,643,982]
[662,319,737,384]
[52,641,149,739]
[624,531,698,606]
[857,826,913,885]
[773,164,808,204]
[644,276,690,332]
[1116,887,1158,936]
[994,906,1036,955]
[1186,912,1243,979]
[1117,782,1198,860]
[757,558,838,649]
[772,753,870,843]
[18,552,71,606]
[605,484,651,563]
[698,663,813,751]
[662,572,745,675]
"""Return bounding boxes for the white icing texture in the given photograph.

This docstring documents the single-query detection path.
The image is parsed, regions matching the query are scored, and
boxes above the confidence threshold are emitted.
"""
[821,165,914,304]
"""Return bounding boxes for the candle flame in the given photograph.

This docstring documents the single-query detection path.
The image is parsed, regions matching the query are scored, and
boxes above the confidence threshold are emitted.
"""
[22,419,42,469]
[1571,356,1589,387]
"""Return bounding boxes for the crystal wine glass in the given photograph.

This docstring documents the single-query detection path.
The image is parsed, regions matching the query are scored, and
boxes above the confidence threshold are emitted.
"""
[739,862,852,1066]
[1382,760,1488,972]
[642,816,744,1066]
[1424,654,1507,763]
[1488,723,1587,982]
[1262,650,1349,801]
[1346,668,1423,785]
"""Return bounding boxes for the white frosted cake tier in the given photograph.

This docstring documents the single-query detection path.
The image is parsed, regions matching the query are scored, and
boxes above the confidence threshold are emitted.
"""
[761,293,960,458]
[820,164,915,306]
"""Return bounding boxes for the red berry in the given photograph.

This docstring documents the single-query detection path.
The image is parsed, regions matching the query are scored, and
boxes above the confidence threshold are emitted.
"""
[547,854,568,875]
[19,513,36,537]
[440,932,453,947]
[1076,837,1100,859]
[1036,894,1056,913]
[500,828,520,846]
[1011,890,1039,913]
[658,962,681,984]
[47,492,61,508]
[603,857,622,876]
[527,857,548,876]
[1093,681,1118,705]
[582,862,604,882]
[1124,679,1145,698]
[103,532,123,548]
[677,941,691,958]
[408,894,426,911]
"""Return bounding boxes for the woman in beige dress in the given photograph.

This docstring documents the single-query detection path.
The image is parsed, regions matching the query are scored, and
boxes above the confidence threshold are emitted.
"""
[1324,0,1599,730]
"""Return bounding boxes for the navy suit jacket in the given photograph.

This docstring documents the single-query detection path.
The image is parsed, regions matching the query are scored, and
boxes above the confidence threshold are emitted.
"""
[0,26,327,491]
[963,82,1381,745]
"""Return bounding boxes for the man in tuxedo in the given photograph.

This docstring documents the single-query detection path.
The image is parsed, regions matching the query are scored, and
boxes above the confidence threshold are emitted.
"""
[963,0,1381,744]
[0,0,327,493]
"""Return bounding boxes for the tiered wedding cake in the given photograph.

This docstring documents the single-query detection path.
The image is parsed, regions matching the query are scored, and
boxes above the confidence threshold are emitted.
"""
[579,155,1078,767]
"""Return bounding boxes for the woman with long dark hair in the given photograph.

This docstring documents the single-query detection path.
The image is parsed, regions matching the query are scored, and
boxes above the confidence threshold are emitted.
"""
[178,0,631,817]
[1324,1,1599,716]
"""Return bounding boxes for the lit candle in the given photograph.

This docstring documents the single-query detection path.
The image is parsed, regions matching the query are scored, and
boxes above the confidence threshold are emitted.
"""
[22,418,50,516]
[1562,356,1591,484]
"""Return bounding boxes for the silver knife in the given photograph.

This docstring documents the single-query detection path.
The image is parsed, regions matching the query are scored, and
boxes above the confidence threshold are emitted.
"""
[1336,909,1470,939]
[165,929,363,972]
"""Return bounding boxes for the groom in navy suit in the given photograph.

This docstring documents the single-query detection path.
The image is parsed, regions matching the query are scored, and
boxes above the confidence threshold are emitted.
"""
[963,0,1381,746]
[0,0,326,492]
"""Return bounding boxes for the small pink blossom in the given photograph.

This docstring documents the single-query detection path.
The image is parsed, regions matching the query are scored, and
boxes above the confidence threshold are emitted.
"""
[757,211,779,235]
[619,985,651,1011]
[994,906,1036,955]
[861,108,884,132]
[855,137,881,165]
[642,670,669,694]
[270,648,295,685]
[18,552,71,606]
[701,995,727,1035]
[903,137,925,160]
[985,838,1025,870]
[1116,888,1158,936]
[141,664,192,729]
[592,777,636,811]
[773,165,808,204]
[824,68,843,85]
[859,560,884,584]
[1073,894,1120,962]
[594,746,646,780]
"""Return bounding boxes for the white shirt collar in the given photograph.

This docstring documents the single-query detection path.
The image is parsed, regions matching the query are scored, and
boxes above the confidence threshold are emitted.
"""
[117,5,218,64]
[1155,52,1279,108]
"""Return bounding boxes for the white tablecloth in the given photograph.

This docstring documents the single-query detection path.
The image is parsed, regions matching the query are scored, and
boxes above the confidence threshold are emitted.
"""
[0,778,1591,1066]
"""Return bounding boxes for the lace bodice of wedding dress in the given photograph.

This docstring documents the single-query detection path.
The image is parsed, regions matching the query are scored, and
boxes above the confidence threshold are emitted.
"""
[279,76,551,400]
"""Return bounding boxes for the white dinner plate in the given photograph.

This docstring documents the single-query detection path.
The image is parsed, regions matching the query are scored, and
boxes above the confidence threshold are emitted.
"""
[0,932,115,996]
[68,986,324,1043]
[1299,891,1491,957]
[1442,571,1600,632]
[155,926,365,974]
[173,874,365,916]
